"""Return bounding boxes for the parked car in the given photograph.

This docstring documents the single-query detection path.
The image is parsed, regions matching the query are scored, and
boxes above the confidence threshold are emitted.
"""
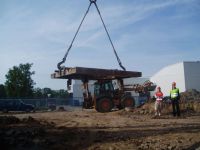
[0,99,35,113]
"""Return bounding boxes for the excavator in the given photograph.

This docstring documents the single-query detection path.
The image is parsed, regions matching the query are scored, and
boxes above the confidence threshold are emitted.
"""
[51,0,156,112]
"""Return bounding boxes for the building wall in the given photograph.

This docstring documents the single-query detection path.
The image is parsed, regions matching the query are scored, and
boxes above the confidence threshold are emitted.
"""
[150,62,186,96]
[72,80,83,98]
[72,80,94,99]
[184,61,200,91]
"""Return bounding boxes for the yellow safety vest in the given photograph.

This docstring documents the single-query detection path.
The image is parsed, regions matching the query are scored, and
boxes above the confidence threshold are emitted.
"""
[170,88,179,99]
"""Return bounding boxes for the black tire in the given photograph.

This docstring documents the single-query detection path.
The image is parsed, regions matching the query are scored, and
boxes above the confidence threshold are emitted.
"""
[96,97,113,113]
[122,96,135,108]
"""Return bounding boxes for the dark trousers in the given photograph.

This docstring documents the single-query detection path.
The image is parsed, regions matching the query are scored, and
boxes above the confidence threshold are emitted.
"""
[171,99,180,116]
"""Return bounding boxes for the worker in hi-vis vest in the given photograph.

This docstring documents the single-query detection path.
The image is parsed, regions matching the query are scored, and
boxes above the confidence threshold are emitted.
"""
[170,82,180,116]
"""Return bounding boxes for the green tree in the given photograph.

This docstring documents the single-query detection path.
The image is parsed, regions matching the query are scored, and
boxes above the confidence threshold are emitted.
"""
[0,84,7,98]
[41,88,69,98]
[58,89,69,98]
[43,87,52,98]
[5,63,35,98]
[33,88,43,98]
[32,87,69,98]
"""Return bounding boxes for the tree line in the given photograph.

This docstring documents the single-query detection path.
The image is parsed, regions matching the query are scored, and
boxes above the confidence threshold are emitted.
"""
[0,63,69,99]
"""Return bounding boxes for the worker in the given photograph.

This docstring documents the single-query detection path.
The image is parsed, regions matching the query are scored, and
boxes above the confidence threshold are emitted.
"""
[155,86,163,116]
[170,82,180,117]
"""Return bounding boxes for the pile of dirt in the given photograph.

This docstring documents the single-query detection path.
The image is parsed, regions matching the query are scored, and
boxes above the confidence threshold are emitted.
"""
[119,100,200,116]
[0,116,56,150]
[0,116,51,125]
[180,89,200,112]
[181,89,200,101]
[0,116,20,124]
[126,89,200,115]
[0,115,108,150]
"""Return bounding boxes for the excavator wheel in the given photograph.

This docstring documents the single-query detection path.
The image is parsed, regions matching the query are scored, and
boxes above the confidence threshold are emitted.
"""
[96,97,113,113]
[122,96,135,108]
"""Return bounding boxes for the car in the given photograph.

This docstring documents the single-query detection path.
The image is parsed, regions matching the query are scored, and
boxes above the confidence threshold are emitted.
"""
[0,99,35,113]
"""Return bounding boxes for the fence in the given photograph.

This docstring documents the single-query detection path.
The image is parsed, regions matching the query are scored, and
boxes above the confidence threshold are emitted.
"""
[0,97,84,109]
[0,96,147,109]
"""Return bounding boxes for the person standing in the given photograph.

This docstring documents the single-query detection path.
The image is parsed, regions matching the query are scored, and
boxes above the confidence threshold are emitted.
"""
[155,86,163,116]
[170,82,180,116]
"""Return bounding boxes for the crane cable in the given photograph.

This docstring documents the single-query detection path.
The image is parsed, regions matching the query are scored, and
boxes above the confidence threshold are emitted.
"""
[57,2,92,70]
[57,0,126,71]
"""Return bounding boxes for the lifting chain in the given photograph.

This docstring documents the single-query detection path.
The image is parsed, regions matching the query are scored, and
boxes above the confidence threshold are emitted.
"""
[57,0,126,71]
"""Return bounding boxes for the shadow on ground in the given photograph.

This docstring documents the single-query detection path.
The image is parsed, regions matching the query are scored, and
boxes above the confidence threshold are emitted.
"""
[0,115,200,150]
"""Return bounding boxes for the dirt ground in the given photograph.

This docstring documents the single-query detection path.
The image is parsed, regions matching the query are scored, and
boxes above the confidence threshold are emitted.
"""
[0,107,200,150]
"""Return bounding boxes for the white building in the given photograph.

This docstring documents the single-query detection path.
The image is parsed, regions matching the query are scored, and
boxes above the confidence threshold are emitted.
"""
[72,80,95,98]
[150,61,200,96]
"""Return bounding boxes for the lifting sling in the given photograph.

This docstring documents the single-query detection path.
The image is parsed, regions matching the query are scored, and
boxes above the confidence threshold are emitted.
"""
[57,0,126,71]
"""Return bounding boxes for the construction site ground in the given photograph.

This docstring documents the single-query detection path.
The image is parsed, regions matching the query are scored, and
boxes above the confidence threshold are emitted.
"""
[1,106,200,150]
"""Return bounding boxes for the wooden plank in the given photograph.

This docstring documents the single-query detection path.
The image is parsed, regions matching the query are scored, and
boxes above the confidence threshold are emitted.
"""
[51,67,142,80]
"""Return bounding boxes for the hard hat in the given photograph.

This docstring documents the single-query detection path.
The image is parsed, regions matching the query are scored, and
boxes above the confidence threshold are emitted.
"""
[172,82,176,85]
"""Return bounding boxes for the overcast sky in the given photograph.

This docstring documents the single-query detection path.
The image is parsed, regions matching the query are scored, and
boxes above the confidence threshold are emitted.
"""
[0,0,199,90]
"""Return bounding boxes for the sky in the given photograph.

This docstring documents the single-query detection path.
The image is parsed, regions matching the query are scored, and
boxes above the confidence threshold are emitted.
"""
[0,0,200,90]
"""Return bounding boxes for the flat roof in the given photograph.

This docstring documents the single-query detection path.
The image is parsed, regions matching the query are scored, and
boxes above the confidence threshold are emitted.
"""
[51,67,142,80]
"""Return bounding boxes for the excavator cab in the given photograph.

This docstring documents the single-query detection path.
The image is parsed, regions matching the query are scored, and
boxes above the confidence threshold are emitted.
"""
[94,80,114,98]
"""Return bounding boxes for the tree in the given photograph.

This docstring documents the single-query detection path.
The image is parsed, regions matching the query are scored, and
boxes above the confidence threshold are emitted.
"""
[0,84,7,98]
[58,89,69,98]
[43,87,53,98]
[33,88,43,98]
[5,63,35,98]
[44,88,69,98]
